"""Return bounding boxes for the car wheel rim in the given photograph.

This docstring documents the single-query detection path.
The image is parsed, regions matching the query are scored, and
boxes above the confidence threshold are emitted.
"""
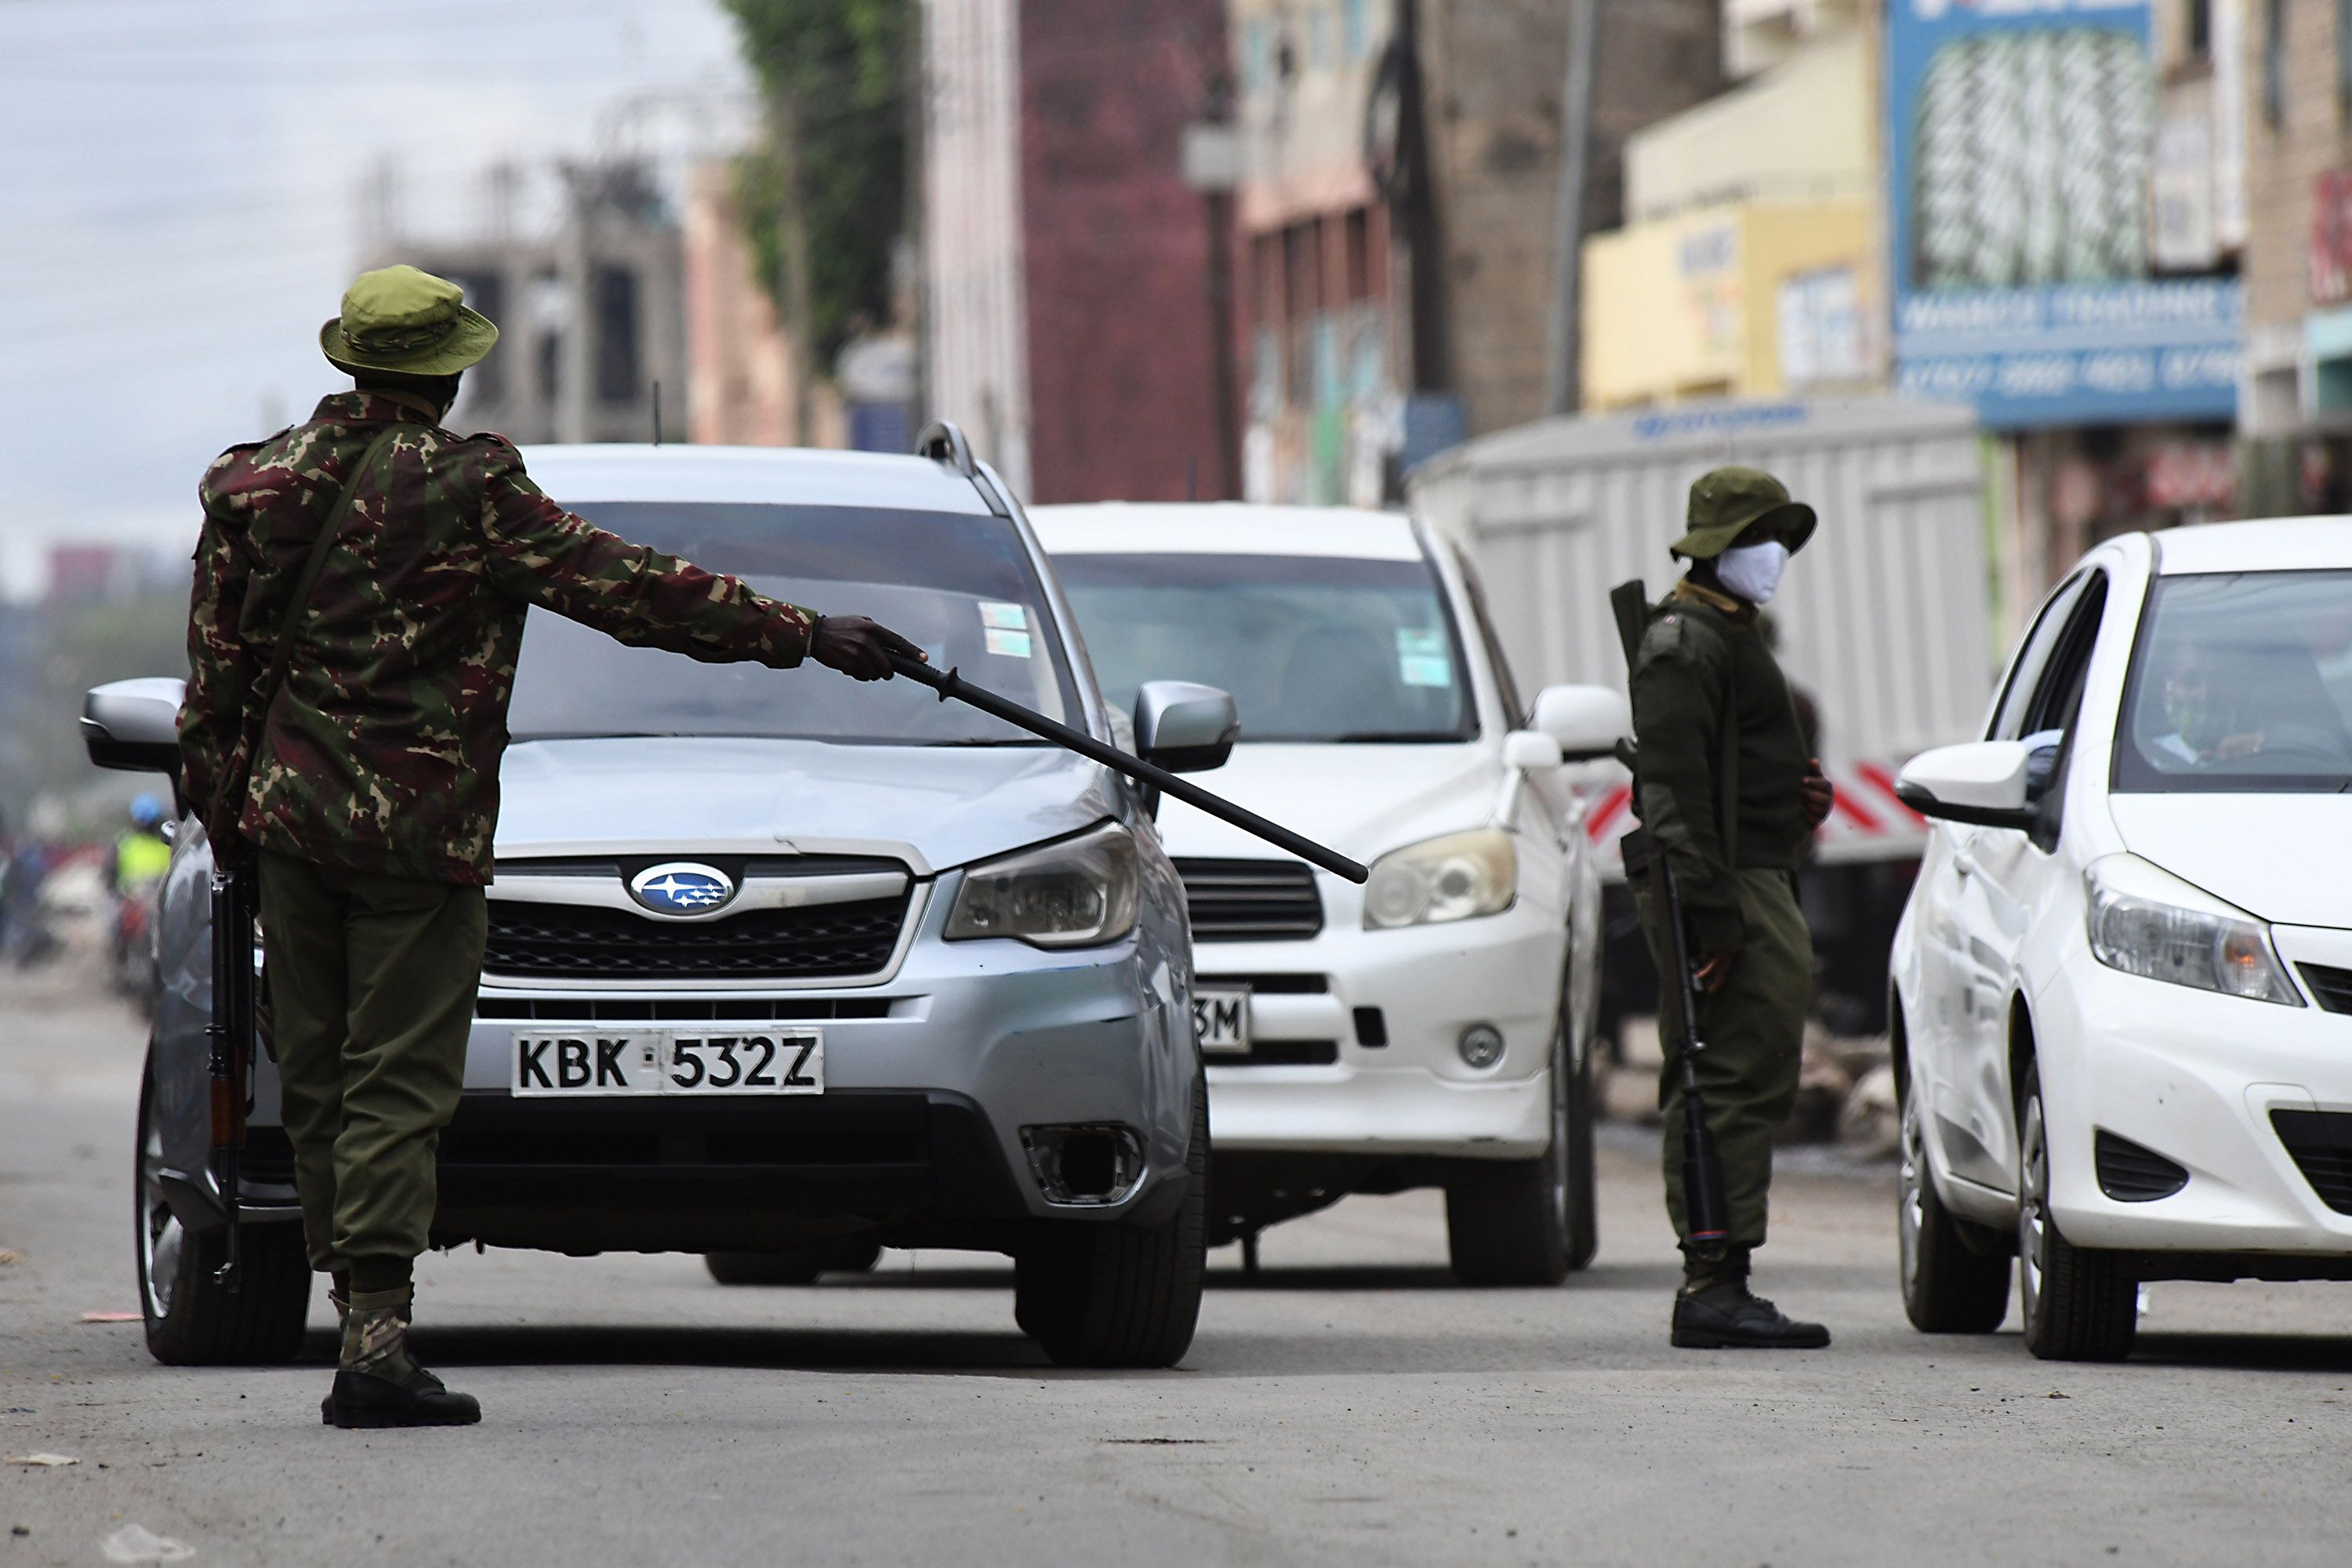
[140,1104,179,1319]
[1897,1085,1925,1290]
[2018,1091,2049,1320]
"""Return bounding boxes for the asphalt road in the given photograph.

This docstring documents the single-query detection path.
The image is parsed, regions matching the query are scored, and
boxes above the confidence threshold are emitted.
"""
[6,965,2352,1567]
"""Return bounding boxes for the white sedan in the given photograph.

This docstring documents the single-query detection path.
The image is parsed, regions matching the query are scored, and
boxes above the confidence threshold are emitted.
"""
[1032,503,1622,1283]
[1891,517,2352,1360]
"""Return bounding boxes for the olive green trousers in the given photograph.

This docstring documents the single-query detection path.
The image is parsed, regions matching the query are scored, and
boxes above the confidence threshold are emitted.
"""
[1635,866,1811,1250]
[258,850,485,1279]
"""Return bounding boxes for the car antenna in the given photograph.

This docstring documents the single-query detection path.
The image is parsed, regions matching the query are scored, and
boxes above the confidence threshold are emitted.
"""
[652,381,663,447]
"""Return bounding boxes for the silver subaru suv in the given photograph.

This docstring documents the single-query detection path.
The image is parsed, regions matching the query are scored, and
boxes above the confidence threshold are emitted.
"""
[85,433,1219,1370]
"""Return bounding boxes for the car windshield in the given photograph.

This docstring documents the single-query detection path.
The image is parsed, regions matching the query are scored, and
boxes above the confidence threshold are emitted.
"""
[1054,551,1474,742]
[2115,568,2352,793]
[508,502,1079,744]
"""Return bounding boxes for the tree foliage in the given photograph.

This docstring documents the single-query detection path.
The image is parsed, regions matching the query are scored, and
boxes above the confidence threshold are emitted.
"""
[724,0,910,362]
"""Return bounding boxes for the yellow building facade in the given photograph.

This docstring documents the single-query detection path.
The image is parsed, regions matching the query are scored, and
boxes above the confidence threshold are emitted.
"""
[1577,27,1882,410]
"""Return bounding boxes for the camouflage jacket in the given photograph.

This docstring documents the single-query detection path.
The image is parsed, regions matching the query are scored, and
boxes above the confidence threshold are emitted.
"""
[181,392,814,885]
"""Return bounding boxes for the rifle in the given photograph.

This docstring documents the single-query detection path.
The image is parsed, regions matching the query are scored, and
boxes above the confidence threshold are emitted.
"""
[206,866,256,1290]
[1609,579,1730,1256]
[887,655,1367,884]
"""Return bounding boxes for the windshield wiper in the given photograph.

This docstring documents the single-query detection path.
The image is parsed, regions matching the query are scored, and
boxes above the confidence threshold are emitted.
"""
[1330,731,1465,743]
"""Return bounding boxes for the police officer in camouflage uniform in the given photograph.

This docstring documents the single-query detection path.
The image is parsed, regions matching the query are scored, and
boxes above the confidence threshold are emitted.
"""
[1628,466,1835,1350]
[180,266,924,1427]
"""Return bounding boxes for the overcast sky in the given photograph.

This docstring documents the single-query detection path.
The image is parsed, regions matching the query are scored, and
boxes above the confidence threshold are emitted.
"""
[0,0,754,600]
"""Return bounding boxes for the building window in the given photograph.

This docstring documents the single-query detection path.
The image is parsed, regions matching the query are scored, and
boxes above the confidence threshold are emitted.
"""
[2339,0,2352,112]
[593,264,639,405]
[2187,0,2211,56]
[446,270,505,404]
[2266,0,2286,128]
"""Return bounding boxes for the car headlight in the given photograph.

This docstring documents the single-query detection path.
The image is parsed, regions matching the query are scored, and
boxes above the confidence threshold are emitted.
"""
[946,822,1138,948]
[1362,828,1517,930]
[2085,855,2303,1007]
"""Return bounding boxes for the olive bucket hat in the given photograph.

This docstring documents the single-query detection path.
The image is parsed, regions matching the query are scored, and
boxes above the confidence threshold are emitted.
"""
[1669,465,1818,561]
[319,264,499,377]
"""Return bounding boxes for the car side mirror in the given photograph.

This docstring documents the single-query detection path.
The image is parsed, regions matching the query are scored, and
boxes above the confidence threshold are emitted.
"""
[83,677,186,775]
[1501,730,1563,771]
[1894,739,2038,830]
[1530,684,1630,763]
[1134,681,1239,774]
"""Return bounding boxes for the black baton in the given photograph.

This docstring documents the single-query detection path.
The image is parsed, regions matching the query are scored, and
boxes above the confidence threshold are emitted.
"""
[887,655,1367,885]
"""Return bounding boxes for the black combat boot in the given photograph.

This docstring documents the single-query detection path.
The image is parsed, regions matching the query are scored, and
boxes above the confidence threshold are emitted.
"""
[1670,1245,1830,1349]
[322,1287,480,1428]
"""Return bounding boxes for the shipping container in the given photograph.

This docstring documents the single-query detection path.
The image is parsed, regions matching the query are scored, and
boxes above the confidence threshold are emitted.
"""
[1409,396,1991,1033]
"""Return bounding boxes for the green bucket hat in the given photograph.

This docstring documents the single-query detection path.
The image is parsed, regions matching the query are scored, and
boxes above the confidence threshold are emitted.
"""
[1669,465,1818,560]
[319,264,499,377]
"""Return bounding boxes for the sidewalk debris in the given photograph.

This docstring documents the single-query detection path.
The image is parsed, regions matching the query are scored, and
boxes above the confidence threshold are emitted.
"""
[5,1453,78,1466]
[0,1249,22,1265]
[80,1311,140,1323]
[100,1524,197,1563]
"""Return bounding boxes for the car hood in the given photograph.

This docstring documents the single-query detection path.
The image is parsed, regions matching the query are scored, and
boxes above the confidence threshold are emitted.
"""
[2108,794,2352,929]
[1151,742,1501,864]
[492,736,1117,875]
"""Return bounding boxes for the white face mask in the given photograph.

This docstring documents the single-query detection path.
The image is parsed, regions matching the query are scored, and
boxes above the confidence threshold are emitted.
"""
[1713,540,1791,605]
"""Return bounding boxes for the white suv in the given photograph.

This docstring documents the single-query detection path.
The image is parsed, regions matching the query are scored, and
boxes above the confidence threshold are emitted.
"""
[1892,518,2352,1359]
[1033,503,1621,1283]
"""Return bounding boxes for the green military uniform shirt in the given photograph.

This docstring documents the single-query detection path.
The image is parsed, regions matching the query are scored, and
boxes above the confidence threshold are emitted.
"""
[1628,578,1812,953]
[182,392,816,884]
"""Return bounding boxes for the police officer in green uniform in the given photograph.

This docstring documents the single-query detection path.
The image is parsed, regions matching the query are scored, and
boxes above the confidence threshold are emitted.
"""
[181,266,924,1427]
[1628,466,1835,1349]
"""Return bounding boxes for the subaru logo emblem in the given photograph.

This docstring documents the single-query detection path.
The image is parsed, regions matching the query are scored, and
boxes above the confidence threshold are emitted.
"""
[628,862,736,915]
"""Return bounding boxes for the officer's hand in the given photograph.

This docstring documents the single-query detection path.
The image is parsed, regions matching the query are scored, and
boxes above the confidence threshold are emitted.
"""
[811,615,927,682]
[1694,947,1740,994]
[1800,756,1834,829]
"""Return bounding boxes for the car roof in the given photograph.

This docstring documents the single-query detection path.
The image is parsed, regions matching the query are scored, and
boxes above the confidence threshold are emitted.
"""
[1029,501,1424,561]
[517,445,996,516]
[2151,516,2352,574]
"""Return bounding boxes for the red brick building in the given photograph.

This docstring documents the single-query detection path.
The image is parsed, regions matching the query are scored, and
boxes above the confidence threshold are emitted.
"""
[924,0,1236,503]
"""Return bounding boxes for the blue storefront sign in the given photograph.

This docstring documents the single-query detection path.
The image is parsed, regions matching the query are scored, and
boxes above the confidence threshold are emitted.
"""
[1885,0,2239,428]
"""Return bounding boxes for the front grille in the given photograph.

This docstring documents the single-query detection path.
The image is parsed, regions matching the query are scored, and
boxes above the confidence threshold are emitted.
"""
[1207,1039,1339,1067]
[475,997,893,1022]
[2299,963,2352,1014]
[1195,972,1328,993]
[2273,1110,2352,1214]
[1174,858,1323,942]
[2093,1129,2188,1202]
[483,897,909,981]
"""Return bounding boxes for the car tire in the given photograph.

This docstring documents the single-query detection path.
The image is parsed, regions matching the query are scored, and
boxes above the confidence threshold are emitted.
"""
[1444,995,1584,1286]
[1014,1068,1208,1369]
[136,1057,310,1367]
[2016,1062,2136,1362]
[706,1237,882,1285]
[1897,1069,2010,1333]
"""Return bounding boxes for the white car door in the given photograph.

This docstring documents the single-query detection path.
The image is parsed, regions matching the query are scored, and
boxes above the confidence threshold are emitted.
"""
[1938,569,2114,1195]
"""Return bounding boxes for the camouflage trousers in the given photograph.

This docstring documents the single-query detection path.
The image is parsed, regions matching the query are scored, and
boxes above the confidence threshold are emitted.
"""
[258,850,485,1279]
[1633,867,1812,1250]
